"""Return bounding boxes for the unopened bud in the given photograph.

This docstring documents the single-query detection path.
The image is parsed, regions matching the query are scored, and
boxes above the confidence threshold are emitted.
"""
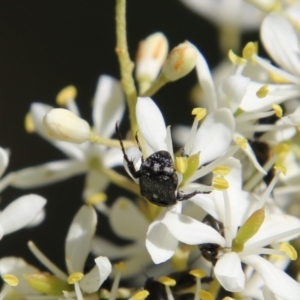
[136,32,168,91]
[43,108,91,144]
[162,41,197,81]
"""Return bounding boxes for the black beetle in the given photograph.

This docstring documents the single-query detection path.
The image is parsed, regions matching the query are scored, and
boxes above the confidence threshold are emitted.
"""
[199,214,224,265]
[116,124,205,207]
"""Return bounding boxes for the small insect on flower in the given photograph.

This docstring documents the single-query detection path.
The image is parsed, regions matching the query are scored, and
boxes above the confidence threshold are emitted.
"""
[116,124,205,207]
[199,214,224,266]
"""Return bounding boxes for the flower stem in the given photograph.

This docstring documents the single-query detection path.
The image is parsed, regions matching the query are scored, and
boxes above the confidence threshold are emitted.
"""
[115,0,138,134]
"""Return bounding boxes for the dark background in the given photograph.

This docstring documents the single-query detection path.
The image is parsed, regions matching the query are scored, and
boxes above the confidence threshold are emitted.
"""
[0,1,258,273]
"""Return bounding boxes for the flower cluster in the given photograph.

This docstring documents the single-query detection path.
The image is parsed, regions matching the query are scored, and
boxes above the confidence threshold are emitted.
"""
[0,1,300,300]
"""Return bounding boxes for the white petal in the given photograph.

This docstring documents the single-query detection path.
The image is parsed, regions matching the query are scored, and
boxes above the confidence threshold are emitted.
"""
[80,256,111,293]
[161,212,225,246]
[136,97,167,151]
[122,147,142,184]
[281,106,300,126]
[110,197,148,240]
[214,252,245,292]
[0,194,46,235]
[261,13,300,77]
[194,45,217,112]
[242,255,300,300]
[11,160,87,188]
[0,147,9,177]
[146,221,178,264]
[190,108,235,165]
[93,75,125,138]
[65,205,97,274]
[217,75,250,113]
[240,81,299,112]
[82,170,109,200]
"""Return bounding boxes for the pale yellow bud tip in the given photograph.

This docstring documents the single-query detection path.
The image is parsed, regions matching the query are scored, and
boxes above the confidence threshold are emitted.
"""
[67,272,84,284]
[2,274,19,286]
[43,108,91,144]
[56,85,77,106]
[162,41,197,82]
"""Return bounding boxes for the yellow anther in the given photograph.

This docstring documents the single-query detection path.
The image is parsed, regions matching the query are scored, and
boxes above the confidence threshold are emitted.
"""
[228,49,247,66]
[189,269,206,279]
[199,290,215,300]
[157,276,176,286]
[212,177,229,191]
[116,288,131,298]
[114,262,126,273]
[272,104,283,118]
[2,274,19,287]
[175,156,188,174]
[132,290,150,300]
[274,164,287,175]
[242,42,258,59]
[280,242,297,260]
[56,85,77,106]
[99,289,110,298]
[192,107,207,121]
[256,85,269,98]
[24,113,35,133]
[86,192,107,205]
[273,143,289,155]
[212,166,231,176]
[269,72,290,84]
[235,137,247,150]
[67,272,84,284]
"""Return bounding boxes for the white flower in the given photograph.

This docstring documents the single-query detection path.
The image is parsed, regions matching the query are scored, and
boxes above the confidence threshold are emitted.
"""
[156,158,300,298]
[27,205,111,298]
[0,75,125,202]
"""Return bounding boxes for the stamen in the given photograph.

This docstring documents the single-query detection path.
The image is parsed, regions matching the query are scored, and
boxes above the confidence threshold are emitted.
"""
[67,273,84,284]
[272,104,283,118]
[260,170,281,204]
[24,113,35,133]
[222,190,232,247]
[199,290,215,300]
[74,282,84,300]
[242,42,258,59]
[212,177,229,191]
[235,137,247,150]
[109,262,126,300]
[28,241,68,281]
[256,85,269,98]
[0,284,11,300]
[228,49,247,66]
[235,110,275,123]
[189,269,206,279]
[56,86,77,106]
[2,274,18,287]
[175,156,188,174]
[131,290,150,300]
[192,107,207,121]
[280,242,298,260]
[157,276,176,286]
[184,118,199,155]
[86,192,107,205]
[212,166,231,176]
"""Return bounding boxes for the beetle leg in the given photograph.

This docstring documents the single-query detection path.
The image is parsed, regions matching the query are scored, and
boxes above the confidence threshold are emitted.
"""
[176,190,211,201]
[116,123,141,178]
[135,131,144,163]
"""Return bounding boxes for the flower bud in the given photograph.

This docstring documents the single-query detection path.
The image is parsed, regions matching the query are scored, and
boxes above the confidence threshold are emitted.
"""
[43,108,91,143]
[162,41,197,82]
[135,32,168,93]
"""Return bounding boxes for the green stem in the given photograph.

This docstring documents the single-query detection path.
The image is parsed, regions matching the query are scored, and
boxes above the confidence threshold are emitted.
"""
[115,0,138,134]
